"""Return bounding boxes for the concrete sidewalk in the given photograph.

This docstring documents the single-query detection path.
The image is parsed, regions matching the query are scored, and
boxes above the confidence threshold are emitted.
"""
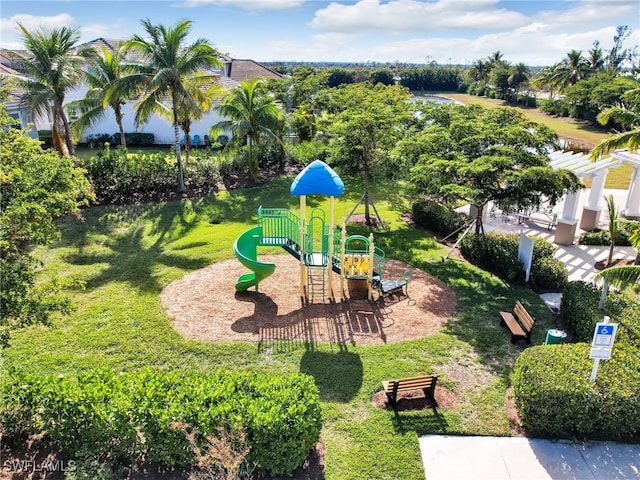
[419,435,640,480]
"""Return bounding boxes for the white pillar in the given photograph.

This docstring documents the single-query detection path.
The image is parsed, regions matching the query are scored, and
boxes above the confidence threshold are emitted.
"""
[555,190,581,245]
[622,166,640,219]
[561,190,581,222]
[580,170,608,231]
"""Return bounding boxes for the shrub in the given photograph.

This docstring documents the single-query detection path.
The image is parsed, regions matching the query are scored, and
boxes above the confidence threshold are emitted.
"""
[459,232,565,286]
[512,343,640,440]
[411,199,470,239]
[559,281,602,341]
[111,132,155,146]
[0,368,322,476]
[529,257,568,292]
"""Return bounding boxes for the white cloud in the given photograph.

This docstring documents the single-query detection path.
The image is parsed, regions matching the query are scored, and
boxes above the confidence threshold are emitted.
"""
[1,13,76,49]
[310,0,528,33]
[175,0,305,10]
[79,22,127,42]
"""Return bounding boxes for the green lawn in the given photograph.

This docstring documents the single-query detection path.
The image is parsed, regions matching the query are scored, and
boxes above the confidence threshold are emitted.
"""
[3,177,556,479]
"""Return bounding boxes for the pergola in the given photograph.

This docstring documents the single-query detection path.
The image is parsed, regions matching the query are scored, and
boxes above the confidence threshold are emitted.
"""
[549,149,640,245]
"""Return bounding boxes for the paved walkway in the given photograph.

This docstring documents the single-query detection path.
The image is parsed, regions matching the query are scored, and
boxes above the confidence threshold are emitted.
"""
[419,435,640,480]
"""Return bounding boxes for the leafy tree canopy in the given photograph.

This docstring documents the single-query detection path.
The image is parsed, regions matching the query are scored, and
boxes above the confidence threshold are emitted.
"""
[396,103,583,233]
[0,103,92,345]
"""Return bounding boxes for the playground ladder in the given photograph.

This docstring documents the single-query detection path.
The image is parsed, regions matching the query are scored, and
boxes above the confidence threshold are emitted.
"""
[306,265,327,301]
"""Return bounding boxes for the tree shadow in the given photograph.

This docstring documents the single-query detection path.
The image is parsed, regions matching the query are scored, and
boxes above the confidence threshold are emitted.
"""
[299,350,363,403]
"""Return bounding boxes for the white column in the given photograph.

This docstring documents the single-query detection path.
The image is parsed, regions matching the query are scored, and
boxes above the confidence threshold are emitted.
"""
[587,170,608,208]
[580,170,608,231]
[622,166,640,219]
[561,190,581,222]
[555,189,581,245]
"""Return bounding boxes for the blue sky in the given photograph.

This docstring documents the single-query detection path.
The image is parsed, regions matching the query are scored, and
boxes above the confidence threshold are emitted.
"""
[1,0,638,66]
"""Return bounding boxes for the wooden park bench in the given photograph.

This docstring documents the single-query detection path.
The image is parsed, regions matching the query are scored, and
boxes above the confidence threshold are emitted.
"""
[499,301,535,344]
[382,375,438,410]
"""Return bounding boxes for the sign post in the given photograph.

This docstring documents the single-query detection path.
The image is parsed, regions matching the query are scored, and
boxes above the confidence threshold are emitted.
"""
[589,316,618,382]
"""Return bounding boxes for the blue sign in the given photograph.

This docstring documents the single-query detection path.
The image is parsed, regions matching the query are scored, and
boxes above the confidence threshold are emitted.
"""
[592,322,618,348]
[597,325,613,335]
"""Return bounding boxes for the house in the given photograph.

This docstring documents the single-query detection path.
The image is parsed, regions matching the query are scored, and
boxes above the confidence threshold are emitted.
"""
[0,39,282,145]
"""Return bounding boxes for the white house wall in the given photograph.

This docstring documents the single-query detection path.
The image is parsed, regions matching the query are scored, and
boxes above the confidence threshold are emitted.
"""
[63,83,228,145]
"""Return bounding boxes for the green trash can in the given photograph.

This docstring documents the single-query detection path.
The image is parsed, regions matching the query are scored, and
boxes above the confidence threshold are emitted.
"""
[545,329,567,345]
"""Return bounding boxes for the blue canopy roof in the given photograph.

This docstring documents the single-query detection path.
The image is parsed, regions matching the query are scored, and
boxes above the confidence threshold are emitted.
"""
[290,160,344,197]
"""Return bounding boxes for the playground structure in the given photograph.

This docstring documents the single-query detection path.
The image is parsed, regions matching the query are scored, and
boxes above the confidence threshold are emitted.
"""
[232,160,393,302]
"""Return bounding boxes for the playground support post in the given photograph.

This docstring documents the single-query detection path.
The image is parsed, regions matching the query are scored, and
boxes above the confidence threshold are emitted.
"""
[368,232,375,300]
[299,195,306,298]
[328,196,335,300]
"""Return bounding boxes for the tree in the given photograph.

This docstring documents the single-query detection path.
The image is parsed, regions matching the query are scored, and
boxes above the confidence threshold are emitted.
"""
[553,50,592,92]
[211,78,284,182]
[68,44,143,148]
[588,41,606,72]
[124,19,221,192]
[320,83,413,225]
[15,23,93,157]
[468,59,490,82]
[0,102,92,346]
[591,87,640,158]
[596,227,640,289]
[508,62,531,95]
[487,51,509,70]
[607,25,635,72]
[532,65,560,100]
[157,73,225,162]
[397,104,583,234]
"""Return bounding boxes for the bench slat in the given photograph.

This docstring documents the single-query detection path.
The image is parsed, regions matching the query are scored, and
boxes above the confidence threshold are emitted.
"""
[499,311,526,337]
[381,375,438,409]
[499,301,535,344]
[514,301,535,332]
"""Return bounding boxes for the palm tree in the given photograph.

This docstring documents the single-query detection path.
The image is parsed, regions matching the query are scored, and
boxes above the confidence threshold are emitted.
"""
[588,41,606,72]
[508,62,531,95]
[598,195,622,310]
[590,87,640,158]
[553,50,592,93]
[468,59,490,82]
[596,227,640,294]
[124,19,221,192]
[15,23,92,157]
[532,65,560,100]
[158,74,225,162]
[68,44,143,148]
[487,51,508,70]
[211,79,284,182]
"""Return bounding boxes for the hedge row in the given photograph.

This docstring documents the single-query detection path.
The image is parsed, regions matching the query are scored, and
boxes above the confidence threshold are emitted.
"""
[579,220,640,246]
[411,199,470,239]
[513,343,640,440]
[81,146,222,203]
[0,368,322,476]
[459,232,567,290]
[560,280,640,345]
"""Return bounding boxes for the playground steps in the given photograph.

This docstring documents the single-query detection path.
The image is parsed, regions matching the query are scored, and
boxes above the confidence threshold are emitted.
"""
[306,265,327,301]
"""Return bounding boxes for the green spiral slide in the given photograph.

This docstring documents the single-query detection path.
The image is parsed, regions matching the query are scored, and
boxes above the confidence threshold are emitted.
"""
[233,226,276,292]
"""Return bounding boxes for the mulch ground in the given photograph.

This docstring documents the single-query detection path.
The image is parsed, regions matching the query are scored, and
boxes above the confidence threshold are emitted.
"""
[161,254,457,347]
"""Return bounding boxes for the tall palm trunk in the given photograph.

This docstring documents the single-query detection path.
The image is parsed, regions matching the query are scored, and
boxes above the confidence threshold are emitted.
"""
[114,104,126,148]
[52,104,70,157]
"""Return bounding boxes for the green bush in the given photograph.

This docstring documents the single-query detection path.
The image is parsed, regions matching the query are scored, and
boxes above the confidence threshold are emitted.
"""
[559,281,602,342]
[82,145,222,203]
[579,221,639,246]
[111,132,155,146]
[459,232,562,285]
[0,368,322,476]
[529,257,568,292]
[37,129,53,148]
[512,343,640,440]
[411,199,470,239]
